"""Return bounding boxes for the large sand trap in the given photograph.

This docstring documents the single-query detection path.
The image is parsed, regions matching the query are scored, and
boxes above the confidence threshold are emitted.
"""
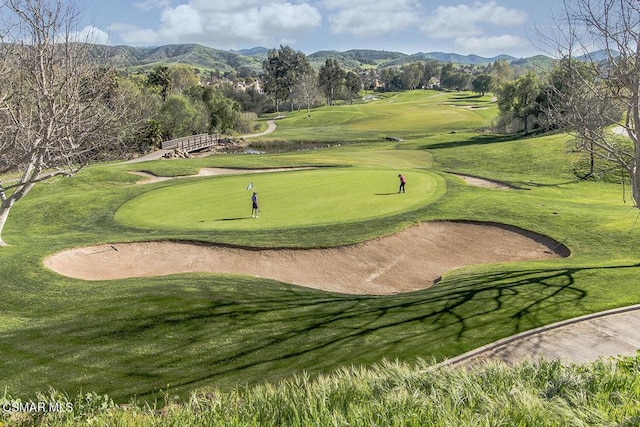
[44,222,568,295]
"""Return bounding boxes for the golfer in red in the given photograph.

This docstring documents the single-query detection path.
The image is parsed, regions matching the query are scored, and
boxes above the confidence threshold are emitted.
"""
[398,174,406,193]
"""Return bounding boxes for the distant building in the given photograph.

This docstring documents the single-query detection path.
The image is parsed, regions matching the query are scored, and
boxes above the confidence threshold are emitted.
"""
[426,77,440,89]
[235,79,263,93]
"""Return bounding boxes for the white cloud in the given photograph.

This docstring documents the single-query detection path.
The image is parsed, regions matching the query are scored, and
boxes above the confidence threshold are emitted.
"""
[323,0,423,37]
[186,0,266,13]
[96,0,536,55]
[70,25,110,45]
[422,1,527,39]
[455,34,528,54]
[133,0,172,11]
[115,0,322,48]
[160,4,203,36]
[110,24,161,45]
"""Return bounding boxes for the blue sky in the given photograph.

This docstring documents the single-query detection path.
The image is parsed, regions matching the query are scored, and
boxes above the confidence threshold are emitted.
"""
[77,0,565,57]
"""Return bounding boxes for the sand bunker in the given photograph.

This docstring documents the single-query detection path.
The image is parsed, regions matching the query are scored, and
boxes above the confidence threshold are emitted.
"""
[44,222,568,295]
[452,173,517,190]
[130,167,316,185]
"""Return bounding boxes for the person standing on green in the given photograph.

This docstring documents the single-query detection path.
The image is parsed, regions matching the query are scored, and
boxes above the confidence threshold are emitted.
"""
[251,191,260,218]
[398,174,406,193]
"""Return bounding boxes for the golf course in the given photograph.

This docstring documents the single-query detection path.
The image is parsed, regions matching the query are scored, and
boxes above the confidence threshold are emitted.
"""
[2,88,640,408]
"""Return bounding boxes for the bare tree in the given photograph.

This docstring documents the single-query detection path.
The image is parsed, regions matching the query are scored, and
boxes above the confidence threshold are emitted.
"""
[0,0,128,245]
[293,71,321,114]
[543,0,640,206]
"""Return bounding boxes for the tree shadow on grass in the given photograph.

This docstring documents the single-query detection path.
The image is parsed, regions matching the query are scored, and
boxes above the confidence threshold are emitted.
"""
[422,133,526,150]
[448,94,484,101]
[512,178,590,188]
[3,263,639,402]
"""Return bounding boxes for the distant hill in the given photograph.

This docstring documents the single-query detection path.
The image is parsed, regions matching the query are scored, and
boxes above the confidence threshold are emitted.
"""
[88,43,562,75]
[510,55,557,71]
[576,49,619,62]
[230,47,270,57]
[377,52,515,68]
[411,52,516,65]
[90,43,265,74]
[308,49,408,69]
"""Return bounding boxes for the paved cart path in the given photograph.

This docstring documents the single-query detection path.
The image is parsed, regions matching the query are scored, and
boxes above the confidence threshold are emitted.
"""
[445,304,640,367]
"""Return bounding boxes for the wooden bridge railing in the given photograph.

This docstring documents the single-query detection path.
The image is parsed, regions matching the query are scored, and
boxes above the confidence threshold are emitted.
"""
[161,133,219,152]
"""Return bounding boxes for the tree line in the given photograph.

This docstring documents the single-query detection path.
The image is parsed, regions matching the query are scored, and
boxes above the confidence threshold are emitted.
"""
[261,46,363,112]
[259,46,507,106]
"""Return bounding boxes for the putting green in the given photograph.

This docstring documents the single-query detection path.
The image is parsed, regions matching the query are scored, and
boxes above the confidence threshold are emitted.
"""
[115,168,445,231]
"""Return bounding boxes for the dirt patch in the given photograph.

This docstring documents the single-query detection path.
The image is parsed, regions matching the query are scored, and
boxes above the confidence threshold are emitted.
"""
[44,222,567,295]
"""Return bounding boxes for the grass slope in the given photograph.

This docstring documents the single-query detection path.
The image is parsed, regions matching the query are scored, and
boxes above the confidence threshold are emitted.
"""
[0,90,639,405]
[10,357,640,426]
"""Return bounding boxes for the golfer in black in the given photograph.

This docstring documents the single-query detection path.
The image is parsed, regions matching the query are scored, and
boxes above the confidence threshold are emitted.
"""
[251,191,259,217]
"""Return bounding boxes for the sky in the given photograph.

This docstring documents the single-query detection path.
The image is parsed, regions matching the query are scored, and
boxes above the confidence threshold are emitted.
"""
[76,0,567,58]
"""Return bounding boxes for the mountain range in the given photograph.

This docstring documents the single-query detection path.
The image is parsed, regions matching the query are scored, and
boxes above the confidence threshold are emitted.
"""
[91,43,557,74]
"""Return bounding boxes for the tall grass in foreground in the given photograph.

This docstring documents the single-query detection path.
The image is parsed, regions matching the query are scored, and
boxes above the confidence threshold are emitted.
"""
[4,354,639,426]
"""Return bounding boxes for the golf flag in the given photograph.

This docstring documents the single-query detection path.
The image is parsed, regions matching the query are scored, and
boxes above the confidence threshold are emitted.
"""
[246,182,253,190]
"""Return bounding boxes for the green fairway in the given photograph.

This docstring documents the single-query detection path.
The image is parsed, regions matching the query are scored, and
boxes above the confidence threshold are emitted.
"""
[256,90,496,143]
[115,168,444,230]
[2,90,640,405]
